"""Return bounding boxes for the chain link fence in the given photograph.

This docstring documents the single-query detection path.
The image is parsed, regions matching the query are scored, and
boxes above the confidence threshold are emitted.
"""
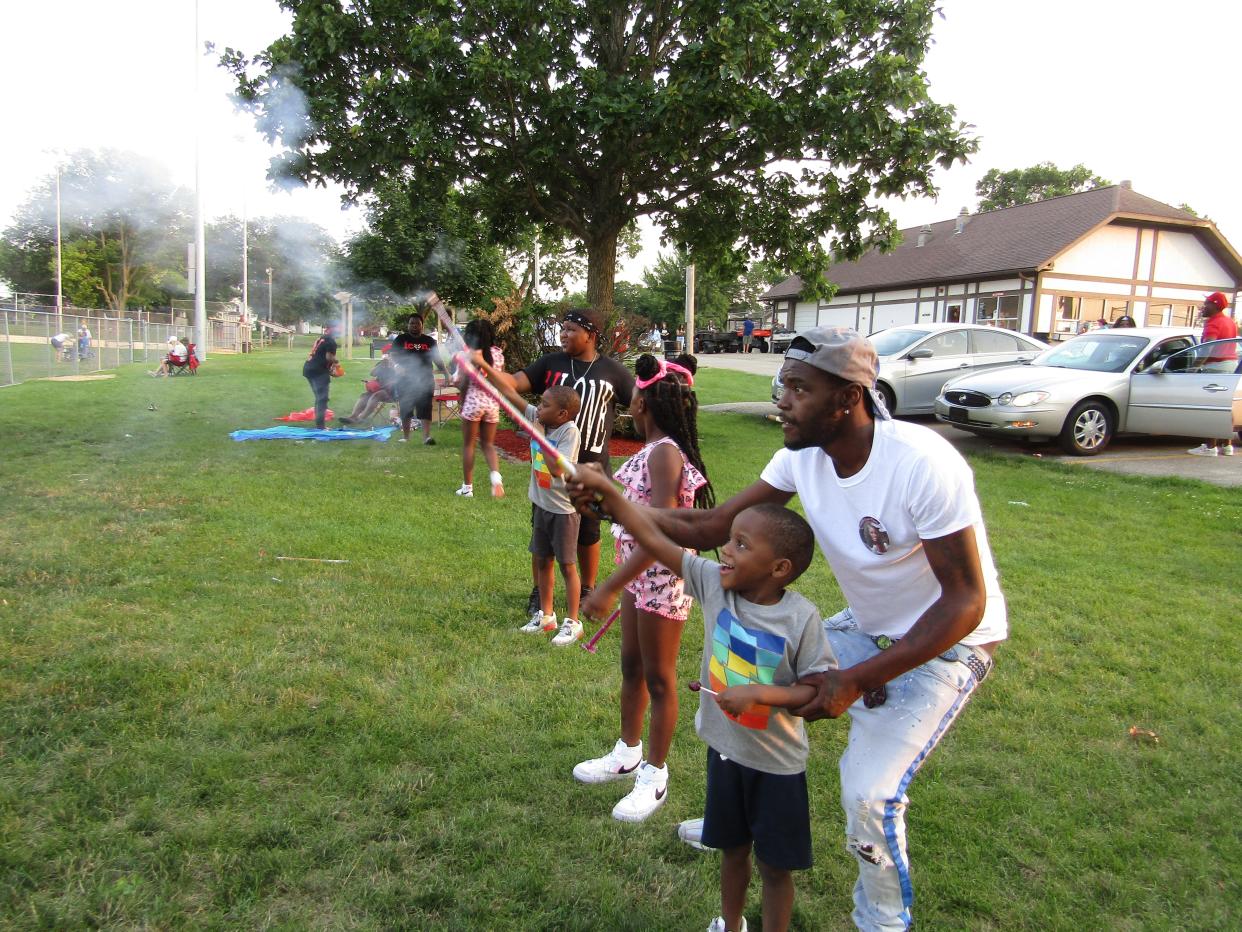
[0,295,296,387]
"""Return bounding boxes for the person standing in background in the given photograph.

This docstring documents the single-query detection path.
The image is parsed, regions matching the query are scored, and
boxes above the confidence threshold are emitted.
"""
[302,322,339,430]
[387,312,449,445]
[1187,292,1238,456]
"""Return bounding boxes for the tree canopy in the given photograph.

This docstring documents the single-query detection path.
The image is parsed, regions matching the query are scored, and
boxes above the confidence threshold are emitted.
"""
[222,0,973,315]
[0,150,190,310]
[975,162,1110,212]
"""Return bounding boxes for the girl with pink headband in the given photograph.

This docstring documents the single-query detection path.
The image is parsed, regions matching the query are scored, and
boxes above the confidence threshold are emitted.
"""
[573,352,715,823]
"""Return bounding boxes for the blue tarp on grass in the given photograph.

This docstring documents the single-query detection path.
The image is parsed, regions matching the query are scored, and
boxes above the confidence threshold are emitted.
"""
[230,426,397,442]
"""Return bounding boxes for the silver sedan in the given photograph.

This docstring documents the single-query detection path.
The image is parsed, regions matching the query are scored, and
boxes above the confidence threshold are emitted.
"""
[934,328,1242,454]
[772,323,1047,414]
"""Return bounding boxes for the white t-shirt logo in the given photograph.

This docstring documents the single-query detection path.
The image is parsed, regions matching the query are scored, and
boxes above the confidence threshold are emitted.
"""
[859,517,890,555]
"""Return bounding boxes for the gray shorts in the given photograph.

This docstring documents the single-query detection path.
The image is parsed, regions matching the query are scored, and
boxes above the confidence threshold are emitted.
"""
[529,503,580,565]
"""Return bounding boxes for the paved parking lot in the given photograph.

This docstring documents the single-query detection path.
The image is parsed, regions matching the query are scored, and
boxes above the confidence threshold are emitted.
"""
[697,351,1242,487]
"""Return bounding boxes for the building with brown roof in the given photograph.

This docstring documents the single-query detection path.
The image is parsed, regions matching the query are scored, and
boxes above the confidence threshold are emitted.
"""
[761,183,1242,342]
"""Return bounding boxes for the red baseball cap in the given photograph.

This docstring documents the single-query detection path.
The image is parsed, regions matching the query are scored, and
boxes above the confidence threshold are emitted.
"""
[1204,291,1230,311]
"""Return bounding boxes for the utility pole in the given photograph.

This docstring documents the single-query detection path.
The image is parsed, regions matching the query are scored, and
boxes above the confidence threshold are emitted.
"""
[684,263,696,357]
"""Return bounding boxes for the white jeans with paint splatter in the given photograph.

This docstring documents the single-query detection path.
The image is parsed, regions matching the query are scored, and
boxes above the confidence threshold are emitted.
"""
[825,608,992,932]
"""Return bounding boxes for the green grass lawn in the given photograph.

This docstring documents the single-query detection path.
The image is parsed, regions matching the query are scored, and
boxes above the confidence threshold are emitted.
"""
[1,350,1240,929]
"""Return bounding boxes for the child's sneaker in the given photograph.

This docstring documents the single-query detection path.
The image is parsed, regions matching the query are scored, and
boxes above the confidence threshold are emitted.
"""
[612,762,668,822]
[519,612,556,634]
[1222,442,1235,456]
[706,917,747,932]
[489,470,505,498]
[1187,443,1219,456]
[677,817,711,851]
[573,739,643,784]
[455,484,474,497]
[551,619,583,646]
[423,436,436,446]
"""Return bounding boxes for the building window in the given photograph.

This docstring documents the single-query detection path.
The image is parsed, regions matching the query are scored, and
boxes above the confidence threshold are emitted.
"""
[946,304,961,322]
[976,294,1021,331]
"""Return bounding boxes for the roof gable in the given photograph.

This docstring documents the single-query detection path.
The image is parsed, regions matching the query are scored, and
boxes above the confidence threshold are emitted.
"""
[763,186,1226,300]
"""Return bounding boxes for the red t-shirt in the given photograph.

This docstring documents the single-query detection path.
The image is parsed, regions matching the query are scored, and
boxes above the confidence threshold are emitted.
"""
[1202,313,1238,361]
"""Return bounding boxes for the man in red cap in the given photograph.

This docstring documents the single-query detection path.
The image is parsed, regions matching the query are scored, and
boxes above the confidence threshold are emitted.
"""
[1187,292,1238,456]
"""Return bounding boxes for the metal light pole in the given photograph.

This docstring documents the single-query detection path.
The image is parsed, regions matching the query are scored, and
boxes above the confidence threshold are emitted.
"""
[241,200,249,351]
[266,267,273,321]
[55,165,64,328]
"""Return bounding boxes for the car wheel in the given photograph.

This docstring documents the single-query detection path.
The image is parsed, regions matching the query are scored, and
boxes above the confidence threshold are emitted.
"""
[1058,400,1113,456]
[876,383,896,417]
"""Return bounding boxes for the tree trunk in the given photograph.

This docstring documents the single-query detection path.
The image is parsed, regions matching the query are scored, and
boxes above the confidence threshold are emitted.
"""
[585,230,618,319]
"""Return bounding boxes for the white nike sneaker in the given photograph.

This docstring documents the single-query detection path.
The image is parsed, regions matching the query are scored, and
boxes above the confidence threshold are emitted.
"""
[707,916,748,932]
[612,762,668,822]
[678,817,711,851]
[550,619,583,646]
[573,739,643,784]
[519,612,556,634]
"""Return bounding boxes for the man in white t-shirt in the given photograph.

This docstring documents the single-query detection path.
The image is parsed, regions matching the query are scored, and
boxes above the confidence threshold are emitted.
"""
[603,327,1006,931]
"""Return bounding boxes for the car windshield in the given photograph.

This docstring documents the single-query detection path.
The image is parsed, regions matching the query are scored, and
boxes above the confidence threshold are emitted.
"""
[870,328,930,356]
[1033,334,1151,373]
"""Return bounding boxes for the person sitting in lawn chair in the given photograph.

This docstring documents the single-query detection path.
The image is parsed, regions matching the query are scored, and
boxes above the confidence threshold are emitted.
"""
[152,337,195,377]
[338,356,398,426]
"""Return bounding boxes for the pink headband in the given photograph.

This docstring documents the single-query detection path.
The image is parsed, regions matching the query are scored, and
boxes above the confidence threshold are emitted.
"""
[635,358,694,390]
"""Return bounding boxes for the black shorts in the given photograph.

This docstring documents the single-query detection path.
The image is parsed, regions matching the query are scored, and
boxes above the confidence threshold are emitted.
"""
[701,747,812,870]
[576,455,608,546]
[397,380,433,421]
[529,503,580,565]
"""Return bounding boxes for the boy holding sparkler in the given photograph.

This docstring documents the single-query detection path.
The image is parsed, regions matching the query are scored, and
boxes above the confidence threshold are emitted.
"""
[572,463,834,932]
[474,351,585,645]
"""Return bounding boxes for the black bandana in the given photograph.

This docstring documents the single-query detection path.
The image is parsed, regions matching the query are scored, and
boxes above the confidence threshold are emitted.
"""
[562,311,598,334]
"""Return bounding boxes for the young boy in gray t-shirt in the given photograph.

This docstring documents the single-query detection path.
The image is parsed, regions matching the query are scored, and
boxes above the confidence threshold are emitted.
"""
[571,468,834,932]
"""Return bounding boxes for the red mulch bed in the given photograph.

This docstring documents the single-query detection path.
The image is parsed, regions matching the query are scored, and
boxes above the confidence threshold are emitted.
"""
[493,429,642,463]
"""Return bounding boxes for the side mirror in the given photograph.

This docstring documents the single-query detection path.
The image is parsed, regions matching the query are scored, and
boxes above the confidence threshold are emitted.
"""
[1144,358,1168,375]
[907,348,934,360]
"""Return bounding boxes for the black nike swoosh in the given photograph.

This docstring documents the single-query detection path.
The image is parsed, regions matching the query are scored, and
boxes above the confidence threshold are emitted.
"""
[655,787,666,800]
[618,761,639,774]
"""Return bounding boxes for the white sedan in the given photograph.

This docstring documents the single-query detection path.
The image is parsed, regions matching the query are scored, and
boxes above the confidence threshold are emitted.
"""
[773,323,1047,414]
[935,328,1242,454]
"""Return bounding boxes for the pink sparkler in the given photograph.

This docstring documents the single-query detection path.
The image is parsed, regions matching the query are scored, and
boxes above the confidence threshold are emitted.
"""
[580,608,622,654]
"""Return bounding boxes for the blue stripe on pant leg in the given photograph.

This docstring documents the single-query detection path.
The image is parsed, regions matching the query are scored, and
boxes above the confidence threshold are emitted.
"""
[881,673,979,927]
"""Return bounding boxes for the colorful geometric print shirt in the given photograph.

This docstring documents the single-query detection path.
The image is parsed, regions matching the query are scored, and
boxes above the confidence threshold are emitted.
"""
[523,403,581,515]
[681,552,836,775]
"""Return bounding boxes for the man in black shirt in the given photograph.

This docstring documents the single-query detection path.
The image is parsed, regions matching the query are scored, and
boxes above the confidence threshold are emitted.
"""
[387,313,449,444]
[498,309,635,606]
[302,322,340,429]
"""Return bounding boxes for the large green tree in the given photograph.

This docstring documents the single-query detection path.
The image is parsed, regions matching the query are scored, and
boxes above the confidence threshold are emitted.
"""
[343,181,513,309]
[975,162,1110,212]
[0,149,191,309]
[222,1,973,315]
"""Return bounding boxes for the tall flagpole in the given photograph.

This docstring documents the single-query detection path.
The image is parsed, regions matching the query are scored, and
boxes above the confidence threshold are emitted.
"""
[193,0,207,359]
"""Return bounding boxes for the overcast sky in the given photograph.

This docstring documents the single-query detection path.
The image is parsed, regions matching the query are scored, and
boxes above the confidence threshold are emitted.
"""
[1,0,1238,289]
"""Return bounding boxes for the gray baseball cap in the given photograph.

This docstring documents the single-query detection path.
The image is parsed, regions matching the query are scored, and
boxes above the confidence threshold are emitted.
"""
[784,327,891,420]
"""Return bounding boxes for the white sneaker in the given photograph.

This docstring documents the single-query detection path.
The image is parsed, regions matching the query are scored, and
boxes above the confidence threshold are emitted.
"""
[678,817,711,851]
[1187,444,1219,456]
[489,470,505,498]
[519,612,556,634]
[455,484,474,497]
[551,619,583,646]
[572,739,643,784]
[707,917,747,932]
[612,762,668,822]
[1223,442,1235,456]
